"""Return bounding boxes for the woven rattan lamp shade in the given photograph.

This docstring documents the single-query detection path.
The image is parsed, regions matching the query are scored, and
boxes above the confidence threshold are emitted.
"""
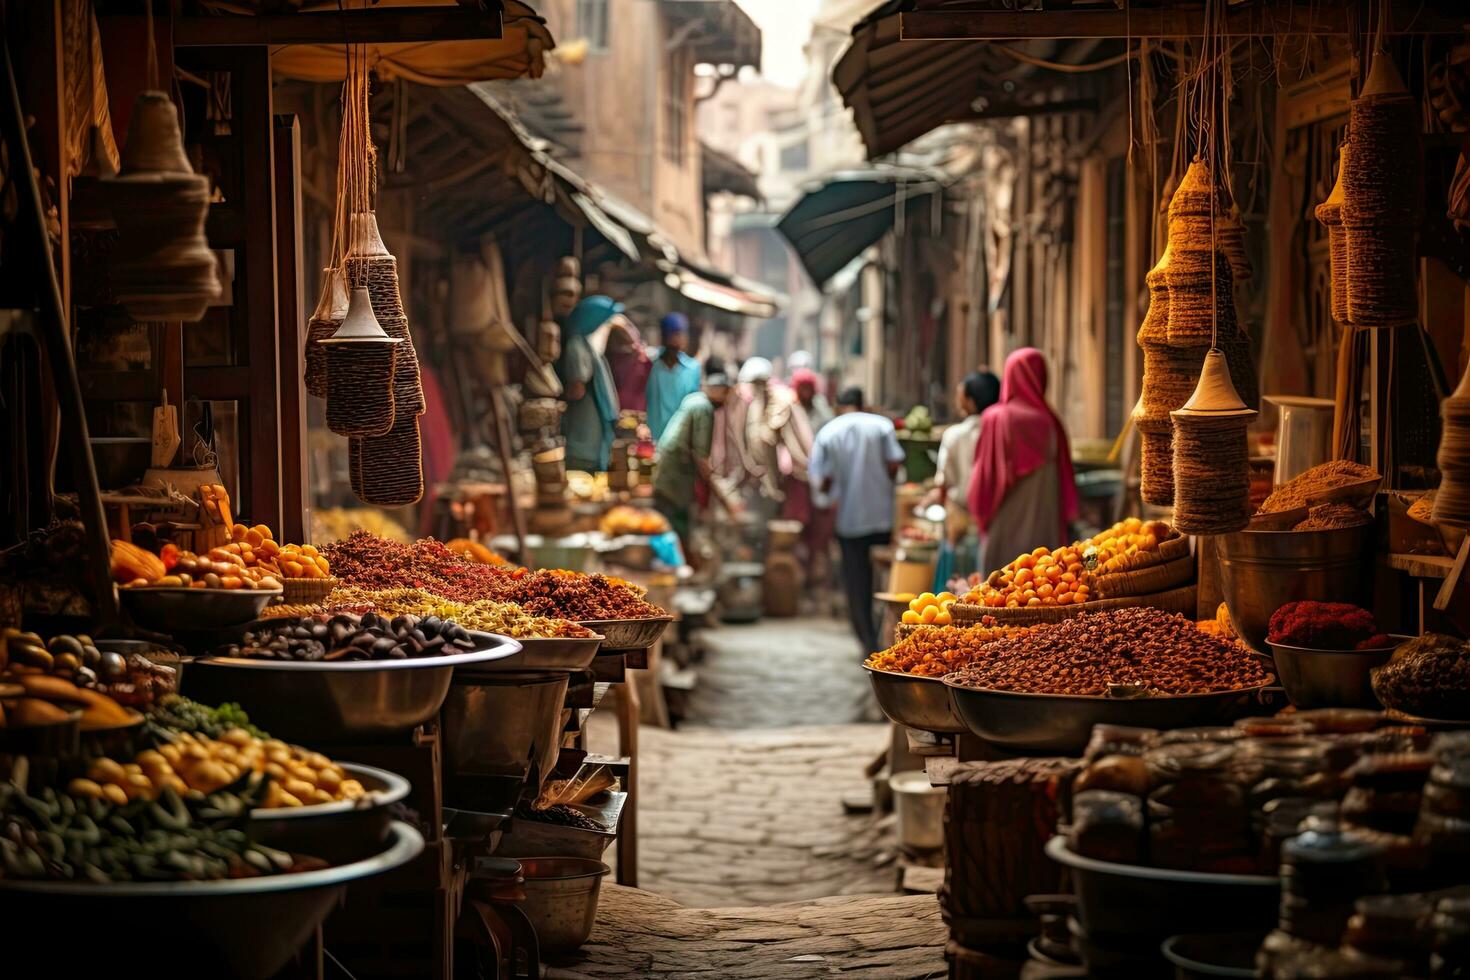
[1314,145,1350,325]
[305,267,349,399]
[323,286,401,437]
[1171,351,1256,535]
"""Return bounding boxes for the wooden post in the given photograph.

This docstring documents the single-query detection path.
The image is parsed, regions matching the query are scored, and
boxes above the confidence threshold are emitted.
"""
[275,113,308,542]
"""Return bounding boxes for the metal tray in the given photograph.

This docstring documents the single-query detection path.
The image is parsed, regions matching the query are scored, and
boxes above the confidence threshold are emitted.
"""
[182,635,521,743]
[120,585,283,631]
[249,762,410,864]
[578,616,672,652]
[0,821,423,980]
[496,792,626,861]
[1045,837,1279,944]
[459,631,605,674]
[864,665,968,734]
[943,679,1276,756]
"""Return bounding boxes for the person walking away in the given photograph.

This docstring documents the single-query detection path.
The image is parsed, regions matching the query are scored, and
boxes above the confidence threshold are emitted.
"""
[808,387,905,654]
[645,313,702,441]
[931,370,1001,584]
[556,295,622,472]
[605,313,651,415]
[967,348,1078,575]
[738,357,784,521]
[781,368,834,606]
[652,368,740,545]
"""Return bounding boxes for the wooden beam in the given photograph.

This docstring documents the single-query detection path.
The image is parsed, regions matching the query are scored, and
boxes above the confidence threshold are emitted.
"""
[173,5,503,46]
[950,97,1098,122]
[899,5,1469,41]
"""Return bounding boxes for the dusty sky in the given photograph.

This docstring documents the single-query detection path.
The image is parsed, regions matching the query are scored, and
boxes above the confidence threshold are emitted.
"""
[737,0,822,88]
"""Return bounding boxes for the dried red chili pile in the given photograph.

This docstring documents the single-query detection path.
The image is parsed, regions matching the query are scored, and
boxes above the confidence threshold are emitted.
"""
[946,607,1269,696]
[495,570,666,620]
[1266,601,1389,650]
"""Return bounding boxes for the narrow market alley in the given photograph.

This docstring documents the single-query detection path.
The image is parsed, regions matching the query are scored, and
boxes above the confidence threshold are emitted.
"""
[559,618,948,978]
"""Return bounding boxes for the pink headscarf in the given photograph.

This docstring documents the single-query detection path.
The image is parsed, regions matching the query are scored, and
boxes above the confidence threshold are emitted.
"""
[790,367,821,393]
[968,348,1078,539]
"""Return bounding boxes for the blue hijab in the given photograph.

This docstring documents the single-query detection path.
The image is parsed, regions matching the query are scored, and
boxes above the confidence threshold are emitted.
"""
[558,296,622,469]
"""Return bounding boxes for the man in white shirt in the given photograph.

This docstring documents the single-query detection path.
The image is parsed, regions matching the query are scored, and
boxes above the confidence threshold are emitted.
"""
[807,386,905,654]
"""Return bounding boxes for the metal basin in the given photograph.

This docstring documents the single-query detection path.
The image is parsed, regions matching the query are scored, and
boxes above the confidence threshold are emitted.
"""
[441,670,571,801]
[467,632,604,673]
[182,638,521,743]
[578,616,672,652]
[121,586,282,631]
[514,856,611,951]
[0,821,424,980]
[1267,636,1406,709]
[1216,525,1373,652]
[249,762,410,864]
[944,680,1275,756]
[864,666,968,733]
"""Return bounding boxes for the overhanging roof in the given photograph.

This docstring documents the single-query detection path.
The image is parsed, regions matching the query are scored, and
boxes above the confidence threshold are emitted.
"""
[776,166,943,286]
[702,142,762,201]
[660,0,762,69]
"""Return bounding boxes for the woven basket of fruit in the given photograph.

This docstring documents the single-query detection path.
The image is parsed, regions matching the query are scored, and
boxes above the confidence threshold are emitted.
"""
[952,585,1199,627]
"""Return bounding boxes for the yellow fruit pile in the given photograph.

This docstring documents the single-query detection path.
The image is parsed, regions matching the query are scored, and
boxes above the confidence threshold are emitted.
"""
[901,591,957,626]
[964,518,1175,609]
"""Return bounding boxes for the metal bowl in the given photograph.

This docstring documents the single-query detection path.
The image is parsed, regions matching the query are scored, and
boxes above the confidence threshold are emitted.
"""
[0,821,424,980]
[249,762,411,864]
[121,586,283,631]
[1215,525,1373,652]
[181,636,521,743]
[1266,636,1407,709]
[513,856,611,952]
[461,632,604,673]
[578,616,672,652]
[1045,837,1279,945]
[943,680,1275,756]
[864,666,968,733]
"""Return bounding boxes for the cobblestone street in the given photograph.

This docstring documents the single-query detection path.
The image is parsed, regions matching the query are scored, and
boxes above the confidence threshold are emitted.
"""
[564,616,948,977]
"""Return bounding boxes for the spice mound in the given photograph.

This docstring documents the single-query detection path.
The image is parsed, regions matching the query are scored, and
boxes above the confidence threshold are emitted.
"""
[494,569,667,621]
[866,623,1016,676]
[945,607,1270,696]
[1293,503,1371,531]
[1258,460,1378,514]
[1267,601,1390,650]
[1372,633,1470,720]
[323,586,594,638]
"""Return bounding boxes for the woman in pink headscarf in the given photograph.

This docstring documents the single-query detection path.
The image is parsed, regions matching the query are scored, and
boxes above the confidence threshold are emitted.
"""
[967,348,1078,573]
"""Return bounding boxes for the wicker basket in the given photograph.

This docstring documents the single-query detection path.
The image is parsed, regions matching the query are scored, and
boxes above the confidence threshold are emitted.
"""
[951,585,1199,627]
[282,577,339,605]
[1091,555,1195,599]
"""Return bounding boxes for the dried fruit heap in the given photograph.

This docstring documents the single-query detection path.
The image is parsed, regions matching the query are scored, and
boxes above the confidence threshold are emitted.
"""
[946,607,1269,696]
[1372,634,1470,720]
[866,622,1016,676]
[965,518,1176,609]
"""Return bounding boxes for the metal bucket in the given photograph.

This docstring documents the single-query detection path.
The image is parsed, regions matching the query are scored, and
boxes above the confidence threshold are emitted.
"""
[514,857,611,951]
[440,671,570,803]
[889,770,945,852]
[1215,525,1373,652]
[1264,395,1334,485]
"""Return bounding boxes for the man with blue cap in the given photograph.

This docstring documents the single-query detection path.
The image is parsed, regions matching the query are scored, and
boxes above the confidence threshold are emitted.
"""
[645,312,702,441]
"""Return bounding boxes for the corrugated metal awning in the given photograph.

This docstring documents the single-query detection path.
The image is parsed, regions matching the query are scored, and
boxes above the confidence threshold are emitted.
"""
[776,167,943,286]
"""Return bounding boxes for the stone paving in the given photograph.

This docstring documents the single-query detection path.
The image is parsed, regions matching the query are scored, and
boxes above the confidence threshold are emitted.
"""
[557,616,948,977]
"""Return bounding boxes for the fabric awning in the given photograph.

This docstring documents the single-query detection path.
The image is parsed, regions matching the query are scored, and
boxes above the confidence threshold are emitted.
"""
[266,0,555,84]
[702,142,762,201]
[776,167,943,286]
[658,0,761,68]
[673,265,781,319]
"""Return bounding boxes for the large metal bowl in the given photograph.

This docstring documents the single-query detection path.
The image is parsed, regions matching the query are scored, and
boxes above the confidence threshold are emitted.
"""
[864,665,968,733]
[120,585,283,631]
[463,631,604,673]
[181,636,521,743]
[249,762,410,864]
[1045,837,1279,944]
[440,670,571,804]
[0,821,424,980]
[1216,525,1373,652]
[944,680,1275,756]
[578,616,672,652]
[1267,636,1406,709]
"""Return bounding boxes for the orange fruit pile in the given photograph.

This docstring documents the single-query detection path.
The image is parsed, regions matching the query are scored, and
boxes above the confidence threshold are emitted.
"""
[901,591,957,626]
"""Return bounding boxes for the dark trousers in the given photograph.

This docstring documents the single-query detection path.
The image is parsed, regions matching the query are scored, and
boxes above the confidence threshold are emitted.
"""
[837,530,889,654]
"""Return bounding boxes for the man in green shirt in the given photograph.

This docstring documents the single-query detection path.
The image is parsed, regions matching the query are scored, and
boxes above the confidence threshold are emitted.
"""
[653,367,739,544]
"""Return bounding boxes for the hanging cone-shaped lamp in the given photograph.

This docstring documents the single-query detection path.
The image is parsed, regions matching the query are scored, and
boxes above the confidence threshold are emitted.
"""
[322,286,401,437]
[107,91,220,321]
[1170,350,1257,535]
[1361,48,1409,100]
[305,267,350,398]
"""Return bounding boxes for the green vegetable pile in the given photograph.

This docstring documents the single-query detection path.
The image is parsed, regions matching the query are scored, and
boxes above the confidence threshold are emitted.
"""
[148,695,269,740]
[0,780,304,883]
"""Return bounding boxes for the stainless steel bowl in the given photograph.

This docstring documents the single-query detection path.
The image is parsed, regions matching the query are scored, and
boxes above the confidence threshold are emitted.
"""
[513,856,611,951]
[121,586,283,631]
[181,637,521,743]
[0,821,424,980]
[440,670,571,802]
[249,762,411,864]
[463,632,604,673]
[1267,636,1406,709]
[1216,525,1373,652]
[864,666,968,733]
[944,680,1275,756]
[578,616,672,652]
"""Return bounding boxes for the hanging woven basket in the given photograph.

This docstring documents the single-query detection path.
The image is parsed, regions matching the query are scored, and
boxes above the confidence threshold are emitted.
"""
[358,412,425,507]
[305,267,349,399]
[323,286,401,437]
[1314,144,1350,325]
[344,212,425,418]
[1171,350,1257,535]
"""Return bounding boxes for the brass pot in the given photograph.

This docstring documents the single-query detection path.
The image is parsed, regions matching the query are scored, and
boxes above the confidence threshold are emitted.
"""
[1216,525,1374,652]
